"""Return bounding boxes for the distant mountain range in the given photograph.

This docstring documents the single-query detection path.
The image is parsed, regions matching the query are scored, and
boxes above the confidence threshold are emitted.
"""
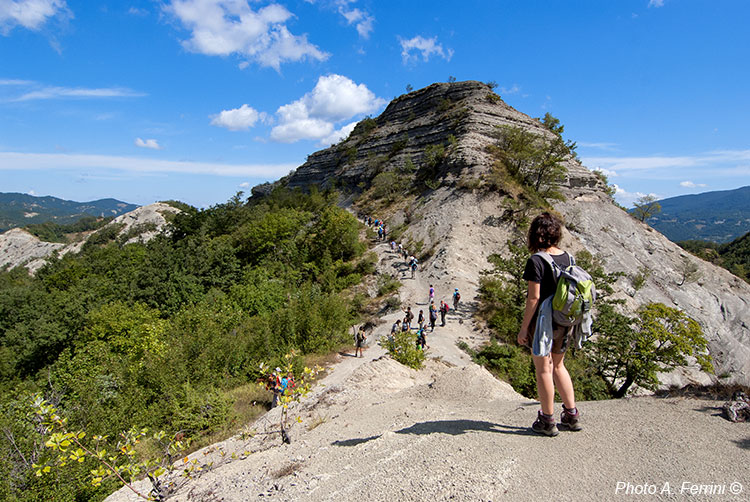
[645,186,750,243]
[0,192,138,233]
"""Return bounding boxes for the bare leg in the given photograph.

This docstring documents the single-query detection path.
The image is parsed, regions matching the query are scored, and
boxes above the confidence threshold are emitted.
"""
[551,352,576,409]
[532,354,555,415]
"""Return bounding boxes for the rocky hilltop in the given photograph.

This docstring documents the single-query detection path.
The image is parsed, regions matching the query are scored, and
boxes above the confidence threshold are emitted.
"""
[0,202,180,273]
[260,80,750,388]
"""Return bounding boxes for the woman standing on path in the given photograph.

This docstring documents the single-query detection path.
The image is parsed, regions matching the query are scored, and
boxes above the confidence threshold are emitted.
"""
[517,212,581,436]
[428,302,438,331]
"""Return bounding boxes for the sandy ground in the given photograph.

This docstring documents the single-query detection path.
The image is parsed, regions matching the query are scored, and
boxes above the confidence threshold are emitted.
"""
[107,240,750,502]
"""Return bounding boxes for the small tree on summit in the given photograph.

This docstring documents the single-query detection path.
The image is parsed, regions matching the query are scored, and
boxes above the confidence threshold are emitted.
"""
[632,194,662,222]
[488,114,576,201]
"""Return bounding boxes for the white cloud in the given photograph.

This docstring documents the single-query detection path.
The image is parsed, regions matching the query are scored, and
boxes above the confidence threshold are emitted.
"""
[270,74,385,144]
[135,138,163,150]
[593,167,618,178]
[499,84,521,95]
[165,0,328,71]
[210,104,268,131]
[578,141,619,151]
[27,189,36,195]
[680,180,707,188]
[648,0,664,7]
[128,7,148,16]
[318,120,357,146]
[0,0,69,35]
[338,4,373,38]
[239,181,251,188]
[5,83,145,101]
[0,150,297,177]
[612,184,660,208]
[0,78,34,85]
[399,35,453,64]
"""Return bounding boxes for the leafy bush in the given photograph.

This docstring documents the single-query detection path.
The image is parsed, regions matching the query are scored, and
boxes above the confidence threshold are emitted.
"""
[382,330,424,369]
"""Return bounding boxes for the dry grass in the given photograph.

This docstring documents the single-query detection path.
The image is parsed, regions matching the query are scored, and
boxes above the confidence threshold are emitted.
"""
[272,461,301,479]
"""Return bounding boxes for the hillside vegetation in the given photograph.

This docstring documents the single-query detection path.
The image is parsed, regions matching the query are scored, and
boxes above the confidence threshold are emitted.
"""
[0,192,137,233]
[644,185,750,243]
[679,230,750,283]
[0,188,374,502]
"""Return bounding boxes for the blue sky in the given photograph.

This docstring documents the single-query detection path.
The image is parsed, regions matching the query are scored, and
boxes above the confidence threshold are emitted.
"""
[1,0,749,208]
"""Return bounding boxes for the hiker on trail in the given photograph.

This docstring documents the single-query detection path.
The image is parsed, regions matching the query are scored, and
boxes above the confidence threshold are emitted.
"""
[382,225,387,241]
[410,256,418,279]
[280,371,295,396]
[429,284,435,303]
[391,319,401,335]
[453,288,461,310]
[398,243,403,255]
[416,325,427,350]
[401,316,411,332]
[517,212,581,436]
[404,306,414,324]
[267,372,281,408]
[417,309,424,328]
[428,302,438,331]
[377,225,384,240]
[355,325,367,358]
[439,300,449,326]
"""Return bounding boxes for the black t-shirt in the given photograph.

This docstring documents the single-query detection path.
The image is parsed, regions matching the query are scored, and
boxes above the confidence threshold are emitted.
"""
[523,251,572,301]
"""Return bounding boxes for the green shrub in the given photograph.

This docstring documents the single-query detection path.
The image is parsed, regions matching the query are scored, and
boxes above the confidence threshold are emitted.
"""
[382,330,424,369]
[377,274,401,297]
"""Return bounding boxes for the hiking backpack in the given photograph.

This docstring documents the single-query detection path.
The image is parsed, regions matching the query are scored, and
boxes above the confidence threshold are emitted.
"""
[534,252,596,327]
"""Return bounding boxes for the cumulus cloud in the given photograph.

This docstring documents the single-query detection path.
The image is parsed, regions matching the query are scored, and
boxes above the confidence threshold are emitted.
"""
[680,180,707,188]
[399,35,453,64]
[210,104,268,131]
[134,138,162,150]
[318,120,357,146]
[0,150,297,177]
[239,181,251,188]
[270,74,385,144]
[578,141,619,151]
[165,0,328,71]
[0,0,69,35]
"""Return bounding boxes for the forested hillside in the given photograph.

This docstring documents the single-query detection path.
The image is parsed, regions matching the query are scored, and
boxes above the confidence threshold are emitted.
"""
[645,185,750,243]
[0,192,137,233]
[0,188,374,502]
[679,230,750,283]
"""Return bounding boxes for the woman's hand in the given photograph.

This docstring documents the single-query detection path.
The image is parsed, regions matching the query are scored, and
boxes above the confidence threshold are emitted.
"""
[517,328,528,346]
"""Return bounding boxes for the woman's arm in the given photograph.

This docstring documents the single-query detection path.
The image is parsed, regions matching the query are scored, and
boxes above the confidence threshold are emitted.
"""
[517,281,541,345]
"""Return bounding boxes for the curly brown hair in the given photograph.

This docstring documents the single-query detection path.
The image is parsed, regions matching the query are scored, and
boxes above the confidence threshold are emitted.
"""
[527,212,563,253]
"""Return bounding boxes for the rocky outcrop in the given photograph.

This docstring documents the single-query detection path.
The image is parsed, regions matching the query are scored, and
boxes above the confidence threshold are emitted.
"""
[0,203,180,273]
[262,80,750,388]
[276,80,603,195]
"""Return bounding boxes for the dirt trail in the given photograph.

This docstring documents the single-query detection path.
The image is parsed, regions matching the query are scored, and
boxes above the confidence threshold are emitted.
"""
[106,236,749,502]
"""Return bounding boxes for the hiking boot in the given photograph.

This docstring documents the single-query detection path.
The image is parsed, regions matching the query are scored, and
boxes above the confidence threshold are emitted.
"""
[560,405,582,431]
[531,410,559,437]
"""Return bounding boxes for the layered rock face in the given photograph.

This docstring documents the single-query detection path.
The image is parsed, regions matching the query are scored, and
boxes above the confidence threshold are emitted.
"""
[254,81,604,197]
[262,80,750,388]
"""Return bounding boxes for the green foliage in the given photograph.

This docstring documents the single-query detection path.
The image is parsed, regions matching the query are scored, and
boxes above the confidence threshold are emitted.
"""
[25,216,113,243]
[478,241,528,343]
[632,194,662,222]
[438,98,452,112]
[588,303,713,397]
[631,265,651,291]
[376,274,401,297]
[487,121,574,203]
[677,256,701,286]
[678,232,750,283]
[351,116,377,137]
[423,143,445,169]
[382,330,425,369]
[473,343,536,397]
[0,188,372,502]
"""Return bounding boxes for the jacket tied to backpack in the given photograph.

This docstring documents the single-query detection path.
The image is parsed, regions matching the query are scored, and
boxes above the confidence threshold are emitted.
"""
[531,252,596,357]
